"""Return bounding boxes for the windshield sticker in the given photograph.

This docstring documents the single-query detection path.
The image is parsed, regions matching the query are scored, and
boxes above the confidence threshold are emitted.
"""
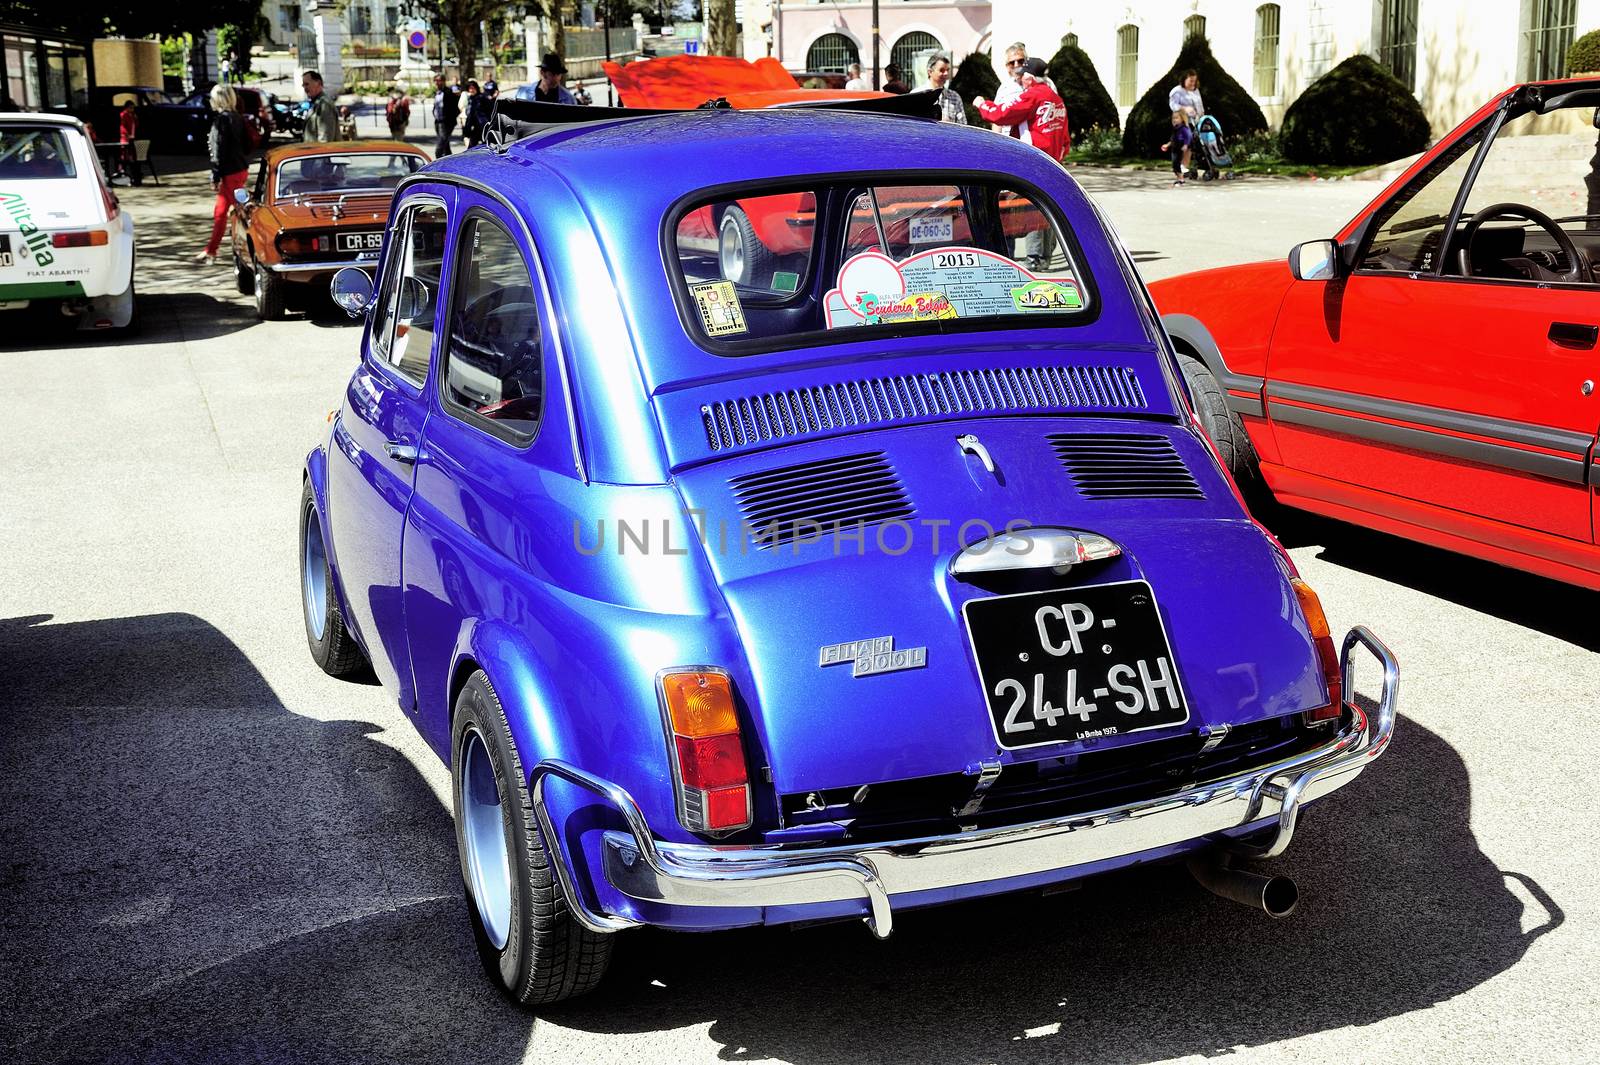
[690,280,748,336]
[824,248,1078,329]
[1011,279,1082,311]
[908,214,953,245]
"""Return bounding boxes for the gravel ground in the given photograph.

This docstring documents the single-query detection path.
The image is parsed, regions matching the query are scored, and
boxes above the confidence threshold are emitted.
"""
[1,150,1596,1065]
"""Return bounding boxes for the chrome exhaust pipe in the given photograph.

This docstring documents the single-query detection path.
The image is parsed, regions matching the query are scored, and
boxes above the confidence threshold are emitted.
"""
[1188,851,1298,918]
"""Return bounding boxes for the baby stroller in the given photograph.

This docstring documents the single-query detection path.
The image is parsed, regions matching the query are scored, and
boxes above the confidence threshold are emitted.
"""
[1189,114,1235,181]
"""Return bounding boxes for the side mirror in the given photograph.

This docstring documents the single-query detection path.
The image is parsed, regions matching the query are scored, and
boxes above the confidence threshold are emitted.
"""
[330,266,374,318]
[233,187,250,206]
[397,275,429,320]
[1289,239,1341,282]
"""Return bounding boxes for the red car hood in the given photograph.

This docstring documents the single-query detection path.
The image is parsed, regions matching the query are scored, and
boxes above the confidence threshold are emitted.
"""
[604,54,887,109]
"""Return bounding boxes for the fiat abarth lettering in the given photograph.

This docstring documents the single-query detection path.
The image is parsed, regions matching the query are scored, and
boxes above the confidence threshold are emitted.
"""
[300,95,1399,1006]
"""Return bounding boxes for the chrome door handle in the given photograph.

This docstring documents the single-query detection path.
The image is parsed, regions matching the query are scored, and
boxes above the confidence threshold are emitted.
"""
[385,441,419,464]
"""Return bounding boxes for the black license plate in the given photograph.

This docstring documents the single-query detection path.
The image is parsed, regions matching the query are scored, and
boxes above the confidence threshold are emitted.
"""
[963,580,1190,750]
[0,233,12,267]
[336,231,383,254]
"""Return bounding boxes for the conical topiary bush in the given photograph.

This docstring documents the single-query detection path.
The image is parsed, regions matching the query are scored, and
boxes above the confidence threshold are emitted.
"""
[1279,54,1430,165]
[951,50,1000,126]
[1121,34,1267,156]
[1046,37,1119,133]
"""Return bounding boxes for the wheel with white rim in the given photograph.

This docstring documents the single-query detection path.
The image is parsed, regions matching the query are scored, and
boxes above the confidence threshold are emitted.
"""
[255,262,285,320]
[717,205,772,288]
[298,480,365,676]
[451,670,614,1006]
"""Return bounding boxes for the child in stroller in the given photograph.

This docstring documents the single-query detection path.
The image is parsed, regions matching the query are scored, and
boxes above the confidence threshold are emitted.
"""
[1188,113,1235,181]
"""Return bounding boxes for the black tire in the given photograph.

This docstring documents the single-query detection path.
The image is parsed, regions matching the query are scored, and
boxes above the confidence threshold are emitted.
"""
[298,480,366,677]
[1176,351,1268,507]
[452,671,614,1006]
[255,262,285,320]
[717,205,773,288]
[234,251,254,295]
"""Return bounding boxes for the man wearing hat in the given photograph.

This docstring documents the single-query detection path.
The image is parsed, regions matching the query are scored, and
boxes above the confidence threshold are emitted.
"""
[432,73,462,157]
[975,57,1069,161]
[514,53,577,104]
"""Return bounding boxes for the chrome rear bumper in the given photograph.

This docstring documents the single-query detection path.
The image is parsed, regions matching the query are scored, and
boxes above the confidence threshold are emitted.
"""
[531,626,1398,939]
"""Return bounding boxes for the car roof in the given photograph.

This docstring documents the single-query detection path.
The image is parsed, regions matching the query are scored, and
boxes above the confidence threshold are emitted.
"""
[264,139,427,164]
[0,112,85,129]
[429,108,1064,215]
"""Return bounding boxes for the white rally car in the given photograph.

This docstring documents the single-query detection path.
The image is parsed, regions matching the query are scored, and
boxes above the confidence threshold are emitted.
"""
[0,113,136,330]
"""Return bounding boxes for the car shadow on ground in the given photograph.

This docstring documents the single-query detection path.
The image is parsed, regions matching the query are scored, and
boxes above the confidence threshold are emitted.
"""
[1266,507,1600,651]
[0,292,259,349]
[548,702,1559,1064]
[0,613,535,1065]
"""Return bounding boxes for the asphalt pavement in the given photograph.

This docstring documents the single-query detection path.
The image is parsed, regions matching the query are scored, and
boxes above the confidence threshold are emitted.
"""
[1,148,1596,1065]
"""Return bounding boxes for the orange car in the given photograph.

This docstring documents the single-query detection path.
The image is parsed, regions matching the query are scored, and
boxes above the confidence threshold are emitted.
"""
[229,140,429,319]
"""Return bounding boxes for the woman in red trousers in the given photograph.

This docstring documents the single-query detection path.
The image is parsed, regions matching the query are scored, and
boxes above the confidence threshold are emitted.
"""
[196,84,250,264]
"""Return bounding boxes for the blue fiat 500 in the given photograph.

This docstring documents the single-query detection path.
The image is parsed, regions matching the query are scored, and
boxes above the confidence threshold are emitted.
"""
[301,103,1399,1006]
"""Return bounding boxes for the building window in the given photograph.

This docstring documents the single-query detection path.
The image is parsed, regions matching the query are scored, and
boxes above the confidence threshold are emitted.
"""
[890,31,942,86]
[1117,24,1139,107]
[350,4,372,35]
[1183,15,1206,41]
[806,32,858,73]
[1375,0,1418,92]
[1524,0,1577,80]
[1254,4,1280,97]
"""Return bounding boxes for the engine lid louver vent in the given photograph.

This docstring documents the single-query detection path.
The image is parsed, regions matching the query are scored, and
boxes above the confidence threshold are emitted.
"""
[730,451,913,548]
[1049,433,1204,500]
[703,364,1147,453]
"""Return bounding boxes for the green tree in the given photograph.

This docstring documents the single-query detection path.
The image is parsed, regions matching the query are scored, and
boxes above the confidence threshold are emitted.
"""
[1121,34,1266,156]
[409,0,538,77]
[951,49,998,126]
[1569,29,1600,74]
[1279,54,1429,165]
[1046,37,1117,133]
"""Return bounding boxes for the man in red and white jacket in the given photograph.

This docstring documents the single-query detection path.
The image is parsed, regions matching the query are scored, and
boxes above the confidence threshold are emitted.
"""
[976,57,1070,161]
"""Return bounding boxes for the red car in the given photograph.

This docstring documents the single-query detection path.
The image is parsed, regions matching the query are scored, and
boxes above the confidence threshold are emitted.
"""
[1151,77,1600,591]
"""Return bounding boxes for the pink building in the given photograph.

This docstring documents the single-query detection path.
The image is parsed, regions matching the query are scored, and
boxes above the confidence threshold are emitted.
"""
[774,0,992,88]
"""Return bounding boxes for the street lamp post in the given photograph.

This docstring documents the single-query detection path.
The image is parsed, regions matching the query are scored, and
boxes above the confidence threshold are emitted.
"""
[871,0,880,89]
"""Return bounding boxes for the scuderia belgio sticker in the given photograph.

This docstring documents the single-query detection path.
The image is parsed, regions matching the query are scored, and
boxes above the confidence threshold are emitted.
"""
[690,280,748,337]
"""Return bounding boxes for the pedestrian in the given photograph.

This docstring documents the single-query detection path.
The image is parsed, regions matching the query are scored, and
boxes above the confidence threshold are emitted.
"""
[432,73,461,156]
[301,69,338,142]
[117,98,138,184]
[1168,69,1204,121]
[882,63,910,94]
[195,83,250,265]
[843,62,867,92]
[385,85,411,140]
[462,79,483,146]
[975,57,1068,161]
[515,54,577,104]
[927,53,965,124]
[571,80,592,106]
[1161,109,1194,186]
[991,41,1058,145]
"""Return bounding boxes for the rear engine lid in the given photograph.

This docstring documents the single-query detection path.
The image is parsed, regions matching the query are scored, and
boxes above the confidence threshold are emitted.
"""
[675,417,1328,796]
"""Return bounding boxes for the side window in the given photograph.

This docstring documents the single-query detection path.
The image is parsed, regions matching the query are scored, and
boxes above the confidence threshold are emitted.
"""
[442,216,543,442]
[369,201,447,386]
[1359,126,1483,273]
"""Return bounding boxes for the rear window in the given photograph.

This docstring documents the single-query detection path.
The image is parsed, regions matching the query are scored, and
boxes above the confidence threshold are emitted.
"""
[275,152,423,199]
[0,127,78,180]
[672,179,1090,352]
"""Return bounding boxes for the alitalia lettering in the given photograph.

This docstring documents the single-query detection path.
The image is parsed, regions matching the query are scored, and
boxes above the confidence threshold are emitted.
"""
[0,192,55,266]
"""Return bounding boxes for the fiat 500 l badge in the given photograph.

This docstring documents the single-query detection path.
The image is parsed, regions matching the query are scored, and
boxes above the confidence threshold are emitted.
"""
[819,636,929,677]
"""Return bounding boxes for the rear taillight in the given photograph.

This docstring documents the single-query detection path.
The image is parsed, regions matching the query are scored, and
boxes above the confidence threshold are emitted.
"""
[277,232,332,255]
[101,183,119,221]
[1291,578,1343,724]
[52,229,109,248]
[659,669,752,835]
